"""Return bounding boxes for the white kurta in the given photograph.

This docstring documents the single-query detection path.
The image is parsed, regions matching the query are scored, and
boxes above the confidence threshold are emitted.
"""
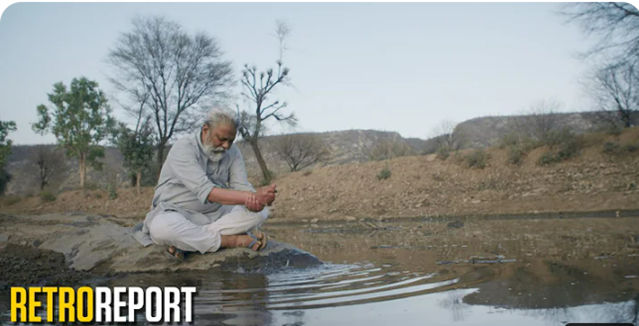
[133,129,268,253]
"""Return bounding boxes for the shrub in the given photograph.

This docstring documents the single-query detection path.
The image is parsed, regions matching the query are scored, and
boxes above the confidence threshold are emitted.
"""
[538,136,581,165]
[507,145,526,165]
[39,191,56,202]
[365,138,414,161]
[624,144,639,152]
[464,149,489,169]
[376,167,391,180]
[3,196,21,206]
[107,184,118,200]
[540,128,574,149]
[499,133,521,149]
[436,146,450,160]
[603,141,639,155]
[602,141,621,155]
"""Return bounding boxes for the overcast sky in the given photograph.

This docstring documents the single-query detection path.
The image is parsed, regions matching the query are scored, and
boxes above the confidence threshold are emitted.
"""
[0,2,598,145]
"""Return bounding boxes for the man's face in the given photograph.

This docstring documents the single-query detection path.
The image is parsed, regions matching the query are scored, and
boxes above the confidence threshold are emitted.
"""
[203,123,236,153]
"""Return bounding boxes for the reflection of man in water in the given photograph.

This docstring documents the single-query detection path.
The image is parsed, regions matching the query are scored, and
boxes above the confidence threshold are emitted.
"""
[136,110,276,259]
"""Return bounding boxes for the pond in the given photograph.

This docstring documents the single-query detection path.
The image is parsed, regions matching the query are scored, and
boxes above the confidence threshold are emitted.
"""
[108,216,639,325]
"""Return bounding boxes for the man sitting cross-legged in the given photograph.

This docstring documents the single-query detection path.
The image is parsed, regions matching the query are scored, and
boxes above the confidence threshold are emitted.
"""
[137,109,276,259]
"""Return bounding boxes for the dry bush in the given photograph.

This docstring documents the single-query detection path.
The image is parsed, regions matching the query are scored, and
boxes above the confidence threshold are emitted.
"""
[274,134,329,171]
[364,138,414,161]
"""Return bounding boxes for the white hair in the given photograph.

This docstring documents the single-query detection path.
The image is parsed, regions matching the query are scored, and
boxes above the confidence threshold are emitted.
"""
[204,109,237,130]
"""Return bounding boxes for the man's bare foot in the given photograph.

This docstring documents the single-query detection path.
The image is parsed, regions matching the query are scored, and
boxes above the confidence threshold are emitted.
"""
[220,234,262,251]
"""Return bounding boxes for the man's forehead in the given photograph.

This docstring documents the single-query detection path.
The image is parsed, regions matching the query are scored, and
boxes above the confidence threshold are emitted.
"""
[213,125,236,138]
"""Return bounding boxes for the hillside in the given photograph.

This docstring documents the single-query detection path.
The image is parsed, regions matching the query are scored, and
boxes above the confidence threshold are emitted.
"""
[452,111,639,149]
[2,111,636,197]
[4,130,425,196]
[1,127,637,222]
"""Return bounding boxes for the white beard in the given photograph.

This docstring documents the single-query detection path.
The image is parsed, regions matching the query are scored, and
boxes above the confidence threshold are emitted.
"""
[203,143,226,162]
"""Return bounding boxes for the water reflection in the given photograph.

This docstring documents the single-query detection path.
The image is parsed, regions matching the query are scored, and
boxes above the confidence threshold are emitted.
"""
[3,217,638,325]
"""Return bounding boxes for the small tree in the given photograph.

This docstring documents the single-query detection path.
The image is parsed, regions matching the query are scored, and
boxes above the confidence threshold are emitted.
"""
[592,62,638,128]
[32,77,114,188]
[432,120,463,154]
[519,99,562,143]
[0,120,16,194]
[33,145,64,191]
[237,21,296,183]
[112,119,155,194]
[274,133,329,171]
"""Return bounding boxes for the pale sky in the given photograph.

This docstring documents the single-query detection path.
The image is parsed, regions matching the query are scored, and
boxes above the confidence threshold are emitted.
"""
[0,2,599,145]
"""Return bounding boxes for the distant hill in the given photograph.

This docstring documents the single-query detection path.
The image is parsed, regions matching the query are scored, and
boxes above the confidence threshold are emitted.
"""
[451,111,638,149]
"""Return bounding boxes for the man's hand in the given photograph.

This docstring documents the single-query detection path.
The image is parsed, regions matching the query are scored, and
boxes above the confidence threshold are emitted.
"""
[244,192,265,212]
[256,184,277,206]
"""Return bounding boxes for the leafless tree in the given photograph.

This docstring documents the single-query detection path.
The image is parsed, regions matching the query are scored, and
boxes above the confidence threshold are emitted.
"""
[363,137,414,161]
[274,133,329,171]
[108,16,233,167]
[592,62,638,128]
[237,21,296,182]
[562,3,639,66]
[431,120,463,152]
[519,99,562,142]
[33,145,64,191]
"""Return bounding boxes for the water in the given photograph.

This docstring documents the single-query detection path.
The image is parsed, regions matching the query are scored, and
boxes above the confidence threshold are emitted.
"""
[5,217,639,325]
[118,261,637,325]
[119,217,639,325]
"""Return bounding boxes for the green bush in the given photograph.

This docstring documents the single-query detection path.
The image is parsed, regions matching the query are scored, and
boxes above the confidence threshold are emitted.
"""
[499,133,521,149]
[540,128,574,148]
[603,141,638,155]
[107,184,118,200]
[625,144,639,152]
[39,191,56,202]
[436,146,450,160]
[602,141,621,155]
[376,167,391,180]
[464,149,489,169]
[507,145,526,165]
[536,129,582,165]
[538,137,581,165]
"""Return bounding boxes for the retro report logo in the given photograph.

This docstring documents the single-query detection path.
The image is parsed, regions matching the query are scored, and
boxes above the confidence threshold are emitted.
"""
[10,286,196,323]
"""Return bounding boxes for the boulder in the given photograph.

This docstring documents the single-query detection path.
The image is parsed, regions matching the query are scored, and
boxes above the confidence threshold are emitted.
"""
[0,213,321,274]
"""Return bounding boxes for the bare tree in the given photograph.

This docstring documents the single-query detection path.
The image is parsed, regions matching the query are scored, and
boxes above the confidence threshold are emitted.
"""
[108,16,233,167]
[274,133,329,171]
[363,137,414,161]
[237,21,296,182]
[431,120,463,152]
[33,145,64,191]
[520,99,562,142]
[562,3,639,66]
[592,62,638,128]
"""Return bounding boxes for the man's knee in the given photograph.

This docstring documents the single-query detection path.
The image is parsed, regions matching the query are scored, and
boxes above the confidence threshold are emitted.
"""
[242,206,269,224]
[258,207,270,222]
[148,211,184,244]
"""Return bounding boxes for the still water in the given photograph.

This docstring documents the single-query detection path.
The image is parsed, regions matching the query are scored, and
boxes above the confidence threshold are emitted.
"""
[118,217,639,325]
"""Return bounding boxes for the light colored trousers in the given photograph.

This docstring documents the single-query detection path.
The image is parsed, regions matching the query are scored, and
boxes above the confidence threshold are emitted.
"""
[147,205,268,254]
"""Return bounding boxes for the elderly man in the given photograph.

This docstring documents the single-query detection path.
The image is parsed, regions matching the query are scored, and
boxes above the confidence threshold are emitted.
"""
[135,110,276,259]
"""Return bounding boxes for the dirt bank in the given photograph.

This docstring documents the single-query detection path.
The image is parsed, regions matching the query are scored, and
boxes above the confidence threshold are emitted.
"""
[1,128,638,222]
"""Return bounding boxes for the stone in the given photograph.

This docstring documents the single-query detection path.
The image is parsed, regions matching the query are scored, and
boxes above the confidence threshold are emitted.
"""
[0,213,322,274]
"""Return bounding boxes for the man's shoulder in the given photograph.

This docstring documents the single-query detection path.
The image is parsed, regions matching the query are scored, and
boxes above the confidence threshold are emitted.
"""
[167,132,199,156]
[228,144,244,159]
[177,132,198,146]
